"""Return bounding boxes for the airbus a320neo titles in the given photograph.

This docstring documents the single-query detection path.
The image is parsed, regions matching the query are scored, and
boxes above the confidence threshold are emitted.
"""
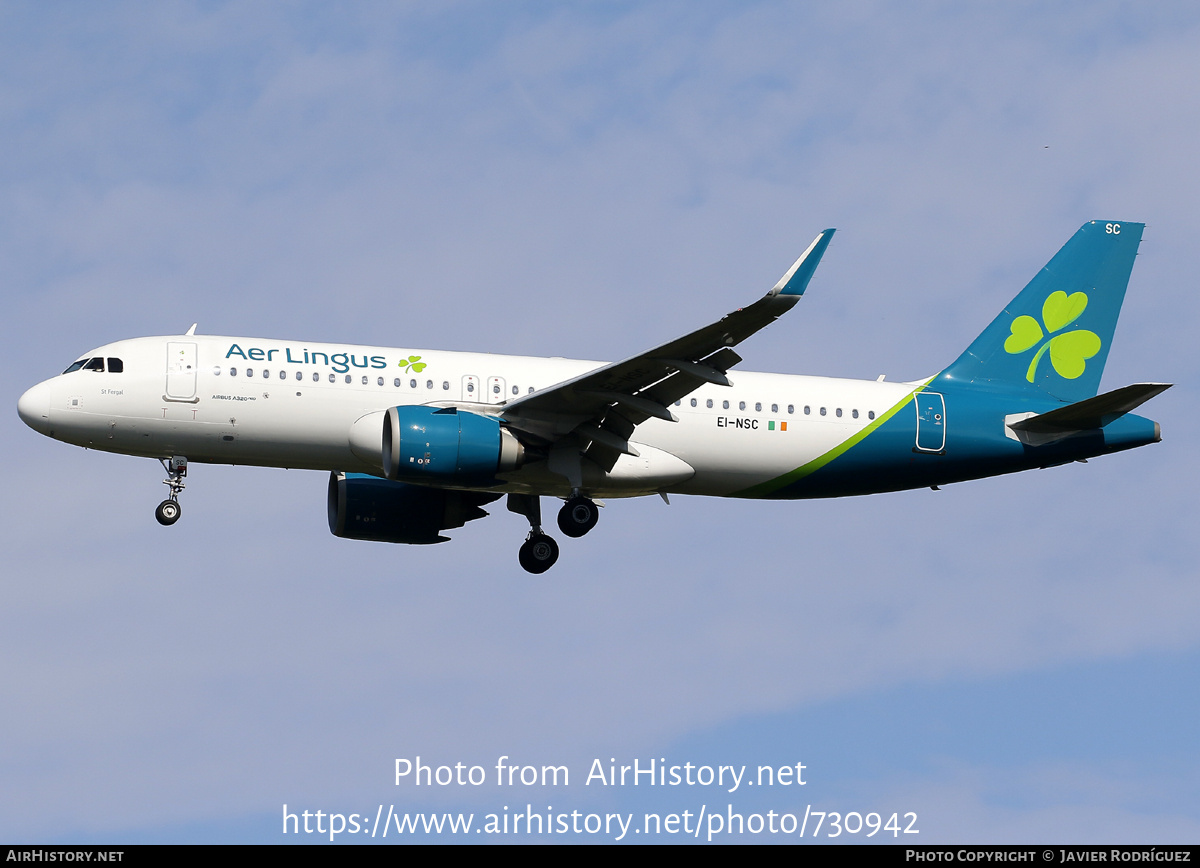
[18,221,1169,572]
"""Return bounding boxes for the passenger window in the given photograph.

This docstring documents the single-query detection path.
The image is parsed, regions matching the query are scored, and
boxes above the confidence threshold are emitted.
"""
[313,372,320,382]
[852,409,859,419]
[467,382,475,393]
[212,366,221,376]
[296,371,303,381]
[722,400,729,409]
[690,398,697,407]
[528,387,534,394]
[410,379,417,389]
[868,411,876,420]
[426,380,433,389]
[107,358,123,373]
[492,383,500,394]
[246,369,253,377]
[443,381,449,391]
[377,377,384,386]
[739,401,745,410]
[84,358,104,372]
[771,403,778,413]
[280,370,287,380]
[328,374,335,383]
[230,367,237,377]
[836,408,842,417]
[512,386,519,395]
[394,378,401,387]
[345,375,352,384]
[820,407,826,416]
[706,399,713,408]
[755,402,762,412]
[262,369,269,378]
[804,405,811,415]
[787,405,794,414]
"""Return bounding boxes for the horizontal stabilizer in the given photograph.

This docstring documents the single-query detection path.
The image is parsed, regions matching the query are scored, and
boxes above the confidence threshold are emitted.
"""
[1009,383,1171,434]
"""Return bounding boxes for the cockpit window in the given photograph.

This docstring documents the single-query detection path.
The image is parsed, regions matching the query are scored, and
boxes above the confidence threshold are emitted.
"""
[63,356,122,374]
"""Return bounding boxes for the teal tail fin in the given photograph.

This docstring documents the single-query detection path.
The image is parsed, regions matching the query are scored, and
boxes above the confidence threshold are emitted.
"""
[935,221,1143,402]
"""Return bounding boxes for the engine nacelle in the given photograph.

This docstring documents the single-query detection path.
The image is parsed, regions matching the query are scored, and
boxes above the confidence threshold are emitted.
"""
[327,471,500,545]
[381,406,524,485]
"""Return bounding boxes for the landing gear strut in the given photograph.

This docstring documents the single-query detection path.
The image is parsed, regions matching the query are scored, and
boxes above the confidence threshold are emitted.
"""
[155,456,187,526]
[557,495,599,538]
[508,493,560,574]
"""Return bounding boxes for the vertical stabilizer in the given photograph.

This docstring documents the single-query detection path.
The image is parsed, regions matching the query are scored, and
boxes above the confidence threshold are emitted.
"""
[935,221,1143,402]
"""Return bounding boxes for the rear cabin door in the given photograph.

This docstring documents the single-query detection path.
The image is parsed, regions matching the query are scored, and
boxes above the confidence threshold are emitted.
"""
[914,391,946,453]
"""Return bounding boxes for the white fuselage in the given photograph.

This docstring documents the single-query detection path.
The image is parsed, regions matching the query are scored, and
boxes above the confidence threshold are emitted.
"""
[18,334,920,499]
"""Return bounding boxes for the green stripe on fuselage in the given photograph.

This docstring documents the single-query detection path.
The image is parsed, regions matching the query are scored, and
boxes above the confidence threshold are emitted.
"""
[733,381,927,498]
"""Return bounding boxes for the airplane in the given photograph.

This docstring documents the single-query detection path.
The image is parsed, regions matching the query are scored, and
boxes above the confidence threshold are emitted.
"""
[17,220,1169,573]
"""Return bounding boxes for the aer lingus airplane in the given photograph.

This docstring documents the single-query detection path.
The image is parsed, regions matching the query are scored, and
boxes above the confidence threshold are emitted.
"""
[18,220,1169,573]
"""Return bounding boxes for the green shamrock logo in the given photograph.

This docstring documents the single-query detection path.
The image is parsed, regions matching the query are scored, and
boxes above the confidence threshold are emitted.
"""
[1003,290,1101,382]
[397,355,426,373]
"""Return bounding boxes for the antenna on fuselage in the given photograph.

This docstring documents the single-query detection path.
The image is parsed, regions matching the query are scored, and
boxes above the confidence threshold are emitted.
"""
[185,323,197,336]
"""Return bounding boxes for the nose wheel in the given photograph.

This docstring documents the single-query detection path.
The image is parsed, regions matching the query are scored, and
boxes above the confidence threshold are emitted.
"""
[155,499,182,526]
[156,456,187,527]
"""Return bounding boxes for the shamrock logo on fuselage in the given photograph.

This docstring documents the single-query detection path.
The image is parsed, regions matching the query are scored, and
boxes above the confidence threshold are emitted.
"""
[1003,290,1101,382]
[397,355,426,373]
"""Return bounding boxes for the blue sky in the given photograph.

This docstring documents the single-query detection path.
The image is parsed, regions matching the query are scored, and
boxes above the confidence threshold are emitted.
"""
[3,1,1199,843]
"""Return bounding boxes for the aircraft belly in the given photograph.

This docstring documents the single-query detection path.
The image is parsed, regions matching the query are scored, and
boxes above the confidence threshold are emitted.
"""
[46,394,367,471]
[591,444,695,495]
[643,411,863,496]
[502,443,695,498]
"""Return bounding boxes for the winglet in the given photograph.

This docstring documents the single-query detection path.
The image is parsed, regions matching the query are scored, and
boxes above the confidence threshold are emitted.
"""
[769,229,835,297]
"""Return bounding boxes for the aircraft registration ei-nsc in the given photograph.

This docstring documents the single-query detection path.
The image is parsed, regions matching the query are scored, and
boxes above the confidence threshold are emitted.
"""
[18,220,1170,573]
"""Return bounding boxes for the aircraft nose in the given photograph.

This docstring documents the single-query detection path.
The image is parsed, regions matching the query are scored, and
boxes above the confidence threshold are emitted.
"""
[17,379,52,435]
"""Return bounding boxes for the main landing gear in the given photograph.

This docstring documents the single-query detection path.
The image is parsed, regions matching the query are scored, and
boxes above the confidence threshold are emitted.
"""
[155,456,187,526]
[557,495,599,538]
[509,492,600,573]
[518,533,559,574]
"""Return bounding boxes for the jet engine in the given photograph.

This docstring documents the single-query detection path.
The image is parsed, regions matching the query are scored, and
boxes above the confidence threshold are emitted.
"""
[380,406,524,485]
[327,471,501,545]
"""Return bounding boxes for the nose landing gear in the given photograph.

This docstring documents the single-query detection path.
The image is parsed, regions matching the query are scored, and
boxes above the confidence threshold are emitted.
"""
[155,456,187,526]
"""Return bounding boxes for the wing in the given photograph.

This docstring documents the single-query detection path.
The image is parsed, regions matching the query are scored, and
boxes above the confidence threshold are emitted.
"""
[500,229,836,471]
